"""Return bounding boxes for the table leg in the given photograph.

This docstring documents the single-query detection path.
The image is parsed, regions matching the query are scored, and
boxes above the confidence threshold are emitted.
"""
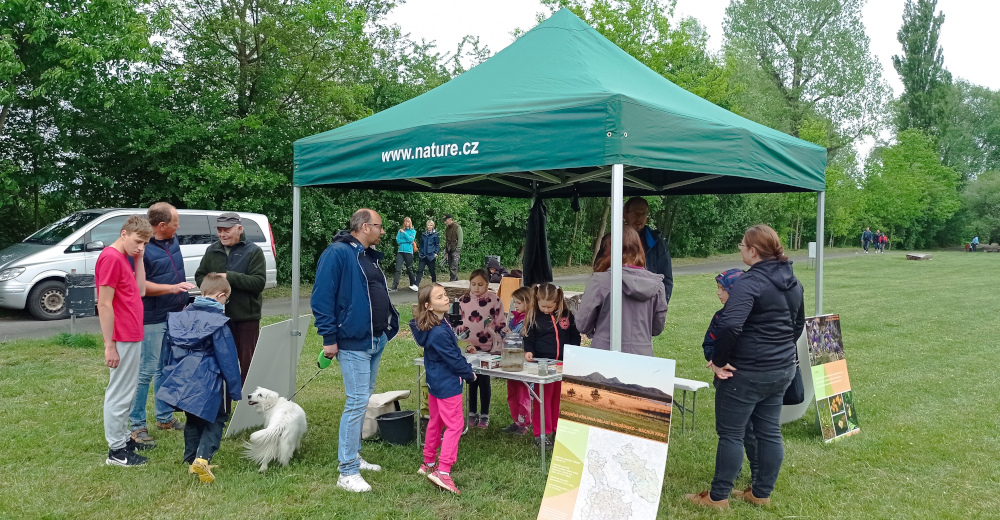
[540,382,546,467]
[692,390,697,431]
[416,365,424,448]
[681,390,687,432]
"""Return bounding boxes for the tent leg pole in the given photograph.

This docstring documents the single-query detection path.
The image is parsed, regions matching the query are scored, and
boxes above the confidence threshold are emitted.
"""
[290,186,302,399]
[610,164,624,353]
[815,191,825,316]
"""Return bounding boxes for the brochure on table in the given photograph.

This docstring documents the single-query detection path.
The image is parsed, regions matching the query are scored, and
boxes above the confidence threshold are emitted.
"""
[806,314,860,441]
[538,346,675,520]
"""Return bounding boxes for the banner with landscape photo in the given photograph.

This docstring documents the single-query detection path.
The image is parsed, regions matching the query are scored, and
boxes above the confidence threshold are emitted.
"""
[538,346,675,520]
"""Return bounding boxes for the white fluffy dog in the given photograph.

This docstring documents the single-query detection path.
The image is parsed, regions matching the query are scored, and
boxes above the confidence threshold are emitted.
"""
[244,387,307,472]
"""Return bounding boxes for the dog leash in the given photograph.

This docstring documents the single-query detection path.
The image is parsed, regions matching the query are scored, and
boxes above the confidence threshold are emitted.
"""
[290,368,322,400]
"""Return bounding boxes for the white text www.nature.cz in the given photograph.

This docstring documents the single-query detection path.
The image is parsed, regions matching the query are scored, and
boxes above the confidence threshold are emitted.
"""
[381,141,479,162]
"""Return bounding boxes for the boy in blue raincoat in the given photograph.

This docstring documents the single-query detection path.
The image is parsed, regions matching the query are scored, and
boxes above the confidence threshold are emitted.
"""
[156,273,243,483]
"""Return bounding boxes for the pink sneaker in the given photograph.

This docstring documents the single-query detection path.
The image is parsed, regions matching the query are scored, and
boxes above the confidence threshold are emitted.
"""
[428,470,461,494]
[417,462,435,475]
[476,415,490,429]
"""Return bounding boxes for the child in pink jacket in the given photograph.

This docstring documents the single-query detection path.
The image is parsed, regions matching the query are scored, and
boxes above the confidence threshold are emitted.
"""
[455,269,506,428]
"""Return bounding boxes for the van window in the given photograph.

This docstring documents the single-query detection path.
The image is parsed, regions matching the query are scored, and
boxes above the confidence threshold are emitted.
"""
[88,216,130,247]
[177,215,214,245]
[24,211,103,245]
[242,220,266,243]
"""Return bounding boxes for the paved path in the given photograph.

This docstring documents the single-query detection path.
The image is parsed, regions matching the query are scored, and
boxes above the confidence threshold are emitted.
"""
[0,250,857,342]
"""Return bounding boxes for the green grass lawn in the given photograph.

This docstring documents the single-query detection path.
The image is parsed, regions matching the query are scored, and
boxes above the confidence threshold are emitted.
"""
[2,251,998,518]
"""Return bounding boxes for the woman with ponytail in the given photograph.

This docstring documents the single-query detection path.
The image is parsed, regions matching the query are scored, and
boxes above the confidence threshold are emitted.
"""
[685,224,805,510]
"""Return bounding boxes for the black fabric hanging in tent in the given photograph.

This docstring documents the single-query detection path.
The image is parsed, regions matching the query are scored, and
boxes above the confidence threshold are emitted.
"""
[522,200,553,286]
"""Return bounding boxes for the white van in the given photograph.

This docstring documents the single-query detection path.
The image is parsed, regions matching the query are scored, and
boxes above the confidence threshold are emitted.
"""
[0,208,278,320]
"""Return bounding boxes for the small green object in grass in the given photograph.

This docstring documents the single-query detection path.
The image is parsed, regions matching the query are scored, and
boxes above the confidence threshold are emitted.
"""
[317,349,332,369]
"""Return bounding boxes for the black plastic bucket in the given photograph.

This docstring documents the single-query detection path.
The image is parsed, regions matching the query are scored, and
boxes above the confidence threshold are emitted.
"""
[376,410,415,445]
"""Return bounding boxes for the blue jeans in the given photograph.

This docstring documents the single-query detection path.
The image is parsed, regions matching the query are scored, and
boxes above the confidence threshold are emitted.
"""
[129,322,174,430]
[710,366,795,501]
[337,333,387,476]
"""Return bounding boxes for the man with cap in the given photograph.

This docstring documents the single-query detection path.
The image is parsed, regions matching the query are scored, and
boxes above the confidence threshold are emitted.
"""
[195,212,266,384]
[443,214,463,282]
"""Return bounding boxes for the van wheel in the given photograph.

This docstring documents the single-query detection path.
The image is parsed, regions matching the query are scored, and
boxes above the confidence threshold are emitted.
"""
[27,280,68,320]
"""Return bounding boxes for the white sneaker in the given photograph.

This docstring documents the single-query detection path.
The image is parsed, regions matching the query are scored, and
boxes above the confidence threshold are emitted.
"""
[337,473,372,492]
[359,457,382,472]
[409,284,419,291]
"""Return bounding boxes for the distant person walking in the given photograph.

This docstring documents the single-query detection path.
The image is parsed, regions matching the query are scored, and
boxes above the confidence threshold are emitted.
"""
[195,213,266,385]
[971,236,979,252]
[444,215,463,282]
[417,220,441,284]
[392,217,418,292]
[861,227,873,253]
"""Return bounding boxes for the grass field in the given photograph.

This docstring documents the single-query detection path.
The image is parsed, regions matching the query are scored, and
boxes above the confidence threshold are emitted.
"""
[2,251,999,519]
[560,384,672,444]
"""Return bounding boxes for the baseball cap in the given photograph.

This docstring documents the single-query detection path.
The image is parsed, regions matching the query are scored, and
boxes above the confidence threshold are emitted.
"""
[216,212,242,227]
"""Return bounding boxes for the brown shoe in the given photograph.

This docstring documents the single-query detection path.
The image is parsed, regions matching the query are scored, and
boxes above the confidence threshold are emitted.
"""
[684,491,729,509]
[732,486,771,506]
[156,417,185,431]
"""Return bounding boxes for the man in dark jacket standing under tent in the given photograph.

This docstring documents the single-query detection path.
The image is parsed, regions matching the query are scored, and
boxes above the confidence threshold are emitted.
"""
[312,208,399,493]
[444,214,463,281]
[129,203,195,447]
[624,197,674,302]
[195,213,266,385]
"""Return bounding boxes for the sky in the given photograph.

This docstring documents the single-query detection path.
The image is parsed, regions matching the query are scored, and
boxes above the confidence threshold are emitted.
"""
[385,0,1000,96]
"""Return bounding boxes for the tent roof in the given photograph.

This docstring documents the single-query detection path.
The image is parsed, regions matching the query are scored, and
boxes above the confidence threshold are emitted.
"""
[293,9,826,197]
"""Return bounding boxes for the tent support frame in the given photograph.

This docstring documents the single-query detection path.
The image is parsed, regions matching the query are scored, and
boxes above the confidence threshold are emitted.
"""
[816,191,825,315]
[610,164,624,352]
[290,186,302,399]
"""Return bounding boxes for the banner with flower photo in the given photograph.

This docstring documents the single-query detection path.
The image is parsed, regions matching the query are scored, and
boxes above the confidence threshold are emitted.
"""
[805,314,860,441]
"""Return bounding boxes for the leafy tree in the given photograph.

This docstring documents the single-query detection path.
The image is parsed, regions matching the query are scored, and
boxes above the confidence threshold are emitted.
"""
[724,0,890,154]
[938,81,1000,179]
[960,171,1000,244]
[892,0,951,138]
[862,129,960,248]
[0,0,162,233]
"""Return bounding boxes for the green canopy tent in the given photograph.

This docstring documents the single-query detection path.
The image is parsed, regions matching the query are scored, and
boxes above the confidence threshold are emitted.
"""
[288,9,827,387]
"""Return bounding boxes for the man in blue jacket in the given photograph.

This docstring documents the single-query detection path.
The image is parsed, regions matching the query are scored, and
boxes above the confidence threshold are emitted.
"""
[312,208,399,493]
[129,203,195,448]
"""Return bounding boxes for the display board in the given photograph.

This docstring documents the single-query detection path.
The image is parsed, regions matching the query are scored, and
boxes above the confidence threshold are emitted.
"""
[225,315,312,437]
[538,346,675,520]
[806,314,860,441]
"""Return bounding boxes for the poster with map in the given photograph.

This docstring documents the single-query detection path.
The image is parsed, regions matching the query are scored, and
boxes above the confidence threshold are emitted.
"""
[805,314,860,441]
[537,346,674,520]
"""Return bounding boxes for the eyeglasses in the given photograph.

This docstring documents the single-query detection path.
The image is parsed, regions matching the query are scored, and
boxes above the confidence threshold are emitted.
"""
[367,223,384,229]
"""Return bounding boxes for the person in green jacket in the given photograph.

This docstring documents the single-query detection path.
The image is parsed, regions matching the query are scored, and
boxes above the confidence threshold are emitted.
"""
[194,213,266,384]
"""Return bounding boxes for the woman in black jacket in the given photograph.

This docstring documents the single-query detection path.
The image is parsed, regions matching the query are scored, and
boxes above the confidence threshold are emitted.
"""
[686,224,804,510]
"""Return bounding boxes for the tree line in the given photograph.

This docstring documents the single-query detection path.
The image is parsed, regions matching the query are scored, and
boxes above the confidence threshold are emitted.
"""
[2,0,998,282]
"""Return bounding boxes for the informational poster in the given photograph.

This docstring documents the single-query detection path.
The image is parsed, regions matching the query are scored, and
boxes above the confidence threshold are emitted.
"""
[805,314,860,441]
[538,346,674,520]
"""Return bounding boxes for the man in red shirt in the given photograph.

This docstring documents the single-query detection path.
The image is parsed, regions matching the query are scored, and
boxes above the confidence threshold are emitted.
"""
[97,215,152,467]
